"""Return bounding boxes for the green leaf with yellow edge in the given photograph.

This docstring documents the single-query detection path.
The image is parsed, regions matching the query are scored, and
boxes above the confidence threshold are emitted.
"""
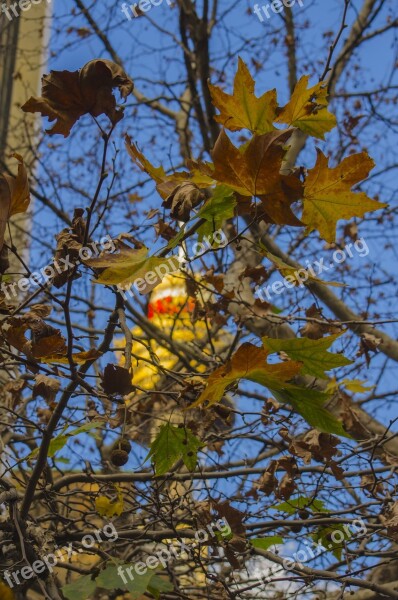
[302,149,387,243]
[251,536,284,550]
[146,423,203,476]
[196,185,236,241]
[190,342,302,409]
[95,486,124,518]
[275,75,336,139]
[209,57,277,134]
[259,244,345,288]
[262,333,352,379]
[84,241,179,294]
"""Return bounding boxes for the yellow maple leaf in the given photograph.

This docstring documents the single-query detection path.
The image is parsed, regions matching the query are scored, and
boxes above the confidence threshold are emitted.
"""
[190,342,302,408]
[209,57,277,134]
[95,487,124,518]
[275,75,336,140]
[302,149,386,242]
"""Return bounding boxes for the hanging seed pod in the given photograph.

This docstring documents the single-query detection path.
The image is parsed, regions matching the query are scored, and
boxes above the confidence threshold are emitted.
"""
[110,449,129,467]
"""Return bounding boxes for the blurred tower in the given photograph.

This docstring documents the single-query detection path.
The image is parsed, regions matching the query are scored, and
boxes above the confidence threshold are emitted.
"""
[0,0,51,272]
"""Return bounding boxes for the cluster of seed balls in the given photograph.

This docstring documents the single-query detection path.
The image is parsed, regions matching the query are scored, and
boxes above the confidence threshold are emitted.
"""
[110,438,132,467]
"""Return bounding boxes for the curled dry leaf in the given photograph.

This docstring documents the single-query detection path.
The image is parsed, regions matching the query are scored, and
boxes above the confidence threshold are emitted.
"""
[163,182,207,222]
[0,153,30,252]
[33,374,61,403]
[22,59,134,137]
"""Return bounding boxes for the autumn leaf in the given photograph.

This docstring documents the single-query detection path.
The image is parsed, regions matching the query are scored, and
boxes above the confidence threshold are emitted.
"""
[96,487,124,518]
[146,423,203,475]
[260,245,345,288]
[190,342,302,408]
[209,57,277,134]
[102,364,134,395]
[22,59,134,137]
[125,136,212,200]
[0,154,30,251]
[275,75,336,139]
[84,240,179,294]
[302,149,386,242]
[206,130,302,226]
[262,333,352,379]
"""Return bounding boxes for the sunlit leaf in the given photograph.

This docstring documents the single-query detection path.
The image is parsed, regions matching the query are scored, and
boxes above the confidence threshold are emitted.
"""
[275,75,336,139]
[209,57,277,134]
[302,149,386,242]
[262,333,352,379]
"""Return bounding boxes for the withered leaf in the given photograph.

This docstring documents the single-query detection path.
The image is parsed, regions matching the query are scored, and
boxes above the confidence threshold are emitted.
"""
[22,59,134,137]
[0,154,31,251]
[102,364,134,396]
[33,374,61,403]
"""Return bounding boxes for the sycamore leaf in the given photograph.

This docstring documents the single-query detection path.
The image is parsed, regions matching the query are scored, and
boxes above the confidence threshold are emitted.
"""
[262,333,352,379]
[196,185,236,241]
[22,60,133,137]
[302,149,386,242]
[84,241,179,294]
[210,129,291,195]
[125,136,212,200]
[96,564,167,599]
[313,525,347,560]
[251,536,284,550]
[275,75,336,139]
[272,496,328,514]
[339,378,375,393]
[190,342,302,409]
[0,154,30,251]
[206,130,302,226]
[42,348,102,365]
[260,245,345,288]
[96,487,124,518]
[28,420,104,459]
[209,57,277,134]
[62,575,96,600]
[147,575,174,599]
[271,386,350,437]
[146,423,203,476]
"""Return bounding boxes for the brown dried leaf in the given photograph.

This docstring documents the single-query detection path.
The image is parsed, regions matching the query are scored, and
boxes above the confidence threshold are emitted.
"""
[163,182,207,222]
[102,364,134,396]
[22,59,133,137]
[33,374,61,403]
[0,154,30,251]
